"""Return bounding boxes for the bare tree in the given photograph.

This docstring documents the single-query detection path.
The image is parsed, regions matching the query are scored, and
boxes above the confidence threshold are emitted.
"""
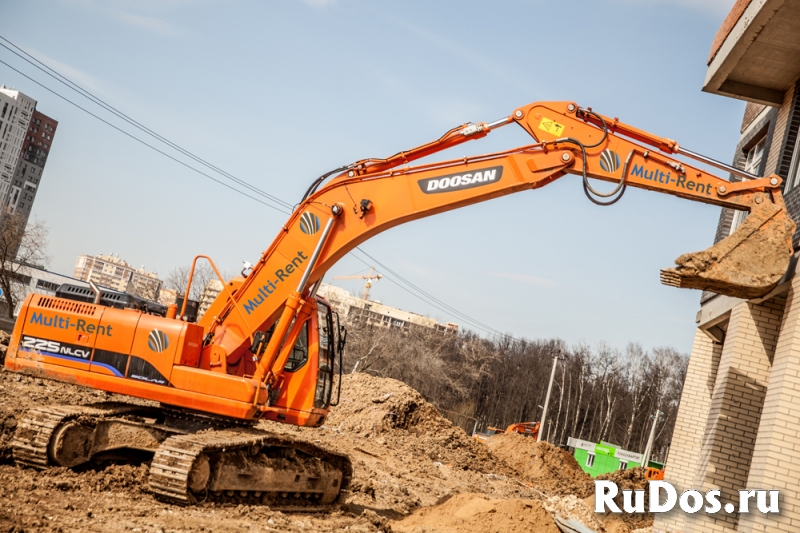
[164,263,218,301]
[0,209,49,318]
[339,315,690,455]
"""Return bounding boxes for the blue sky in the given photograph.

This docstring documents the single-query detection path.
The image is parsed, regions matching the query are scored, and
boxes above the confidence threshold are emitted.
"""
[1,0,742,352]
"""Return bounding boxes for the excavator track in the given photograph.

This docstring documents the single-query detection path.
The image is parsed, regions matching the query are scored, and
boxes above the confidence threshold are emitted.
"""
[149,428,352,506]
[12,403,147,469]
[14,402,353,507]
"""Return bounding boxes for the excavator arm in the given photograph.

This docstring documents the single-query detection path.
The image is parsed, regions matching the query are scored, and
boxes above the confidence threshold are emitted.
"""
[201,101,795,387]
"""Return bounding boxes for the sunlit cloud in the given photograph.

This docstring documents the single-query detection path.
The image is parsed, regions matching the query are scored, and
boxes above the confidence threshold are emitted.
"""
[62,0,193,35]
[111,11,182,36]
[22,48,114,99]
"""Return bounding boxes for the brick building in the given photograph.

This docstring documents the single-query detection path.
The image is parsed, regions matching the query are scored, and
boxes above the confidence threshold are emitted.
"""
[655,1,800,532]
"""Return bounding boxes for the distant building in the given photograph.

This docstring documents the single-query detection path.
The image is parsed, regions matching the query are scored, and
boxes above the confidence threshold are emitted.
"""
[158,288,179,306]
[73,253,162,300]
[197,279,223,320]
[0,263,88,317]
[0,87,35,204]
[567,438,661,478]
[317,283,457,333]
[9,109,57,225]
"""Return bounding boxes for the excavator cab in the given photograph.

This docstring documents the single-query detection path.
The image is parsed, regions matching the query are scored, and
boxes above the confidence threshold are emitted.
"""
[264,297,344,427]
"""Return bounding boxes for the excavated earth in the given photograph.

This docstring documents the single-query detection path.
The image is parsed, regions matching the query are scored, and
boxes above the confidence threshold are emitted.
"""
[0,348,654,533]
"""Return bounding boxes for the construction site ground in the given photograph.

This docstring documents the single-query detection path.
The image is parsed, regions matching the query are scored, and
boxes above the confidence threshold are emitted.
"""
[0,363,654,533]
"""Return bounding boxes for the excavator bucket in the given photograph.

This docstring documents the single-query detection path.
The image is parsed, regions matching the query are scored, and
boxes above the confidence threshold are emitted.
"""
[660,199,796,300]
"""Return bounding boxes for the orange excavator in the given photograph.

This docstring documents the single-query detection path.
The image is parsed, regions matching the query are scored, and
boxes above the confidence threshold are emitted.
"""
[474,422,541,442]
[4,101,795,505]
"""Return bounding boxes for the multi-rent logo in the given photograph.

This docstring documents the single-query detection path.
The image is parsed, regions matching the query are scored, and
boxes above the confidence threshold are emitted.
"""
[630,164,713,196]
[29,311,113,336]
[417,166,503,194]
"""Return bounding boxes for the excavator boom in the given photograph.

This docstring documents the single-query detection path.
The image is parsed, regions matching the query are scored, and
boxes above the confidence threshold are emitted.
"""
[201,101,794,373]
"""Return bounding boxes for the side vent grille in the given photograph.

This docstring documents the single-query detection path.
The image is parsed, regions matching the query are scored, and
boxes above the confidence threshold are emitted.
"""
[36,296,97,316]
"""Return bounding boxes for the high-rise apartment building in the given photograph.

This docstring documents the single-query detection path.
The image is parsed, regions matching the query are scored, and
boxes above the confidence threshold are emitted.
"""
[9,110,58,223]
[73,253,163,300]
[0,87,35,202]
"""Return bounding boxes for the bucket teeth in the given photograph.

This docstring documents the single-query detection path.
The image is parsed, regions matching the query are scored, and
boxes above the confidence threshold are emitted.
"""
[659,269,681,289]
[661,198,795,300]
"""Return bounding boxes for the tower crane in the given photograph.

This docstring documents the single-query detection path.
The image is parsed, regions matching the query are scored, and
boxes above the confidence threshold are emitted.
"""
[333,266,383,300]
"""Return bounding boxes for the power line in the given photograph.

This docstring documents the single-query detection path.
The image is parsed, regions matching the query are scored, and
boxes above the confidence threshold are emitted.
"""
[0,36,294,211]
[355,247,511,337]
[0,58,291,214]
[351,248,514,340]
[0,41,519,340]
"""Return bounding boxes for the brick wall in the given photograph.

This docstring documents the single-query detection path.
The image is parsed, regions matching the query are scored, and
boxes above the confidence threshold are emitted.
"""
[685,298,784,533]
[654,330,723,533]
[765,81,796,178]
[738,278,800,532]
[741,102,767,133]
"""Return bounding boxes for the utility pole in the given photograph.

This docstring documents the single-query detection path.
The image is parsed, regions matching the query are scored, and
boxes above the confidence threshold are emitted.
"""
[642,410,664,467]
[537,354,559,443]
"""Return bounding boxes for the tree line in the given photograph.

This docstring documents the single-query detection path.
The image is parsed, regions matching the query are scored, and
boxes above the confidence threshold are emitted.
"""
[341,321,688,462]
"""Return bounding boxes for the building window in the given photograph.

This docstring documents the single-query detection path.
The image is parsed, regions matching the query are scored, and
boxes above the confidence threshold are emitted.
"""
[619,460,628,471]
[786,135,800,193]
[586,453,595,468]
[731,136,767,234]
[36,279,59,292]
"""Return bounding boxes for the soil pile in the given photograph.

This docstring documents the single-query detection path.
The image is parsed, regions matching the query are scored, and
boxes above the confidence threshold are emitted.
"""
[486,433,594,497]
[0,330,9,366]
[325,372,499,473]
[544,494,605,531]
[594,467,653,531]
[266,373,532,516]
[392,493,560,533]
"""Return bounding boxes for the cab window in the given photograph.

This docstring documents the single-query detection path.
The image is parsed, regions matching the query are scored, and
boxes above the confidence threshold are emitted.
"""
[284,319,309,372]
[314,304,335,408]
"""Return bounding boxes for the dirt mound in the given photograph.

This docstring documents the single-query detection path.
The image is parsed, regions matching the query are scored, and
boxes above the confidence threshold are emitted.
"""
[544,495,605,531]
[594,468,653,531]
[392,493,560,533]
[486,434,593,497]
[327,372,498,473]
[0,330,9,366]
[0,408,17,464]
[329,372,455,433]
